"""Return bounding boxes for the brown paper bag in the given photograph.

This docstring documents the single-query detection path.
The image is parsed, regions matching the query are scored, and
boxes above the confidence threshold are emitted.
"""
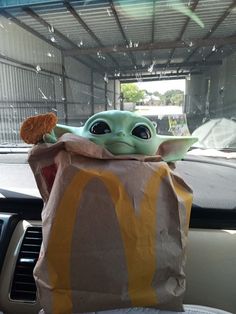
[29,134,193,314]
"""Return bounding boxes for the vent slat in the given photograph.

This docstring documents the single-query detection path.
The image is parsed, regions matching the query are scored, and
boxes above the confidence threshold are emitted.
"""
[10,226,42,302]
[13,290,36,294]
[24,241,42,246]
[14,282,37,290]
[16,265,35,274]
[21,251,40,258]
[22,244,41,250]
[15,274,35,281]
[22,243,41,246]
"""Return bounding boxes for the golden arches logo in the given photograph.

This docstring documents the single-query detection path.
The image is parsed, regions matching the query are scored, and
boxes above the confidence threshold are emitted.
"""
[46,166,191,314]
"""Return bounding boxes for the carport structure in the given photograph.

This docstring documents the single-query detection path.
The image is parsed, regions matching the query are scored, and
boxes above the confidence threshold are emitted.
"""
[1,0,236,77]
[0,0,236,141]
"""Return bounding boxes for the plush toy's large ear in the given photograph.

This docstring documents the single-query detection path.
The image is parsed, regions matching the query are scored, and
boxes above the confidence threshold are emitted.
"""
[53,124,83,138]
[43,124,84,143]
[156,136,198,162]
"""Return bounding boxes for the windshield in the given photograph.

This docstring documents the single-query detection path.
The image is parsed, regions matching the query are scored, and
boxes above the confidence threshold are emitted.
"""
[0,0,236,152]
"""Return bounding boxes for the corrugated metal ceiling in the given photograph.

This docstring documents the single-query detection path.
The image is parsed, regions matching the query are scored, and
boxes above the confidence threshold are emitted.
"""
[1,0,236,78]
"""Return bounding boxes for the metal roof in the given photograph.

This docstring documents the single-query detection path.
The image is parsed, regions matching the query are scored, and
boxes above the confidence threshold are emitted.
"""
[1,0,236,81]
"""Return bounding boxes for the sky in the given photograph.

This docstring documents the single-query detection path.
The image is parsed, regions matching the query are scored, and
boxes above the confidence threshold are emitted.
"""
[136,79,185,94]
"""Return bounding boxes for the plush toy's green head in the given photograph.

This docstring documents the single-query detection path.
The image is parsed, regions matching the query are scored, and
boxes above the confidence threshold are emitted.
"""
[47,110,197,162]
[80,110,158,156]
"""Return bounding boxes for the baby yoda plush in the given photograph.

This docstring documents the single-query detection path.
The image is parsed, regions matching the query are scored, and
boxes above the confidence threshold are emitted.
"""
[20,110,197,162]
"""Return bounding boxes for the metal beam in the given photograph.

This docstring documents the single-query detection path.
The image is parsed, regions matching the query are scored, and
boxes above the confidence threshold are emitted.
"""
[105,81,108,111]
[183,0,236,64]
[63,0,120,68]
[119,76,188,83]
[61,53,68,124]
[120,76,186,84]
[108,60,222,74]
[205,27,236,61]
[149,0,156,65]
[117,71,198,80]
[64,36,236,56]
[204,43,232,61]
[22,6,107,72]
[114,79,116,109]
[166,0,199,66]
[91,70,95,115]
[151,0,156,44]
[108,0,137,68]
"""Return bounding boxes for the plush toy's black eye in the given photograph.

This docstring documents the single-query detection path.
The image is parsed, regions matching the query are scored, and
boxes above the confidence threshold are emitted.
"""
[132,125,151,139]
[90,121,111,134]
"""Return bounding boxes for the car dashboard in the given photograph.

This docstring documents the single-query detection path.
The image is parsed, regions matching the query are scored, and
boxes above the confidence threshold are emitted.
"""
[0,153,236,314]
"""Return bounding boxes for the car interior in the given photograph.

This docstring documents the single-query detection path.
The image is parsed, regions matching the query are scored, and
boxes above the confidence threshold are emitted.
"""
[0,0,236,314]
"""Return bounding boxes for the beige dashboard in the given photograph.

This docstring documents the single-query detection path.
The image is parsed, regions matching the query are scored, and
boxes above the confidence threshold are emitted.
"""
[0,221,235,314]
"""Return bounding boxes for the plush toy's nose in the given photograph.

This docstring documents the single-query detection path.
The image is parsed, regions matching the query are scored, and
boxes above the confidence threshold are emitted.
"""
[116,130,126,137]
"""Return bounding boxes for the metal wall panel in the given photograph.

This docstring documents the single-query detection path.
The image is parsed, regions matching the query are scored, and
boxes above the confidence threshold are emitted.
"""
[115,79,121,109]
[66,102,92,126]
[115,94,121,109]
[65,78,92,105]
[107,80,114,93]
[93,87,105,104]
[0,61,55,101]
[0,103,56,144]
[107,90,115,109]
[115,80,120,93]
[53,75,64,102]
[64,56,91,84]
[94,87,105,113]
[93,72,105,89]
[106,80,115,109]
[220,53,236,117]
[94,104,106,113]
[0,15,62,74]
[0,58,65,144]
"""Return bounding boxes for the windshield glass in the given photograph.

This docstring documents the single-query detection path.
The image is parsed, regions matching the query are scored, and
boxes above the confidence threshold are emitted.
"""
[0,0,236,152]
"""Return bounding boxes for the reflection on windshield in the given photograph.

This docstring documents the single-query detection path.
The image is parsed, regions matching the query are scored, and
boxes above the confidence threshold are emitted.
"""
[192,118,236,150]
[0,0,236,151]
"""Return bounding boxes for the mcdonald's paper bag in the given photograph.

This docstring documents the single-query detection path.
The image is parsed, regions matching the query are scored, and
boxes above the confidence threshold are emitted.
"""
[29,134,193,314]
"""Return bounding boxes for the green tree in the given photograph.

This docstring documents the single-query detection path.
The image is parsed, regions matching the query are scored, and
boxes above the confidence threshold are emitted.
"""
[153,91,161,97]
[143,89,153,96]
[163,89,184,106]
[153,91,165,104]
[121,83,145,103]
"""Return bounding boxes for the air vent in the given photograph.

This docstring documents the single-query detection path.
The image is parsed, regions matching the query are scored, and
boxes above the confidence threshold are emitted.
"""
[10,226,42,302]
